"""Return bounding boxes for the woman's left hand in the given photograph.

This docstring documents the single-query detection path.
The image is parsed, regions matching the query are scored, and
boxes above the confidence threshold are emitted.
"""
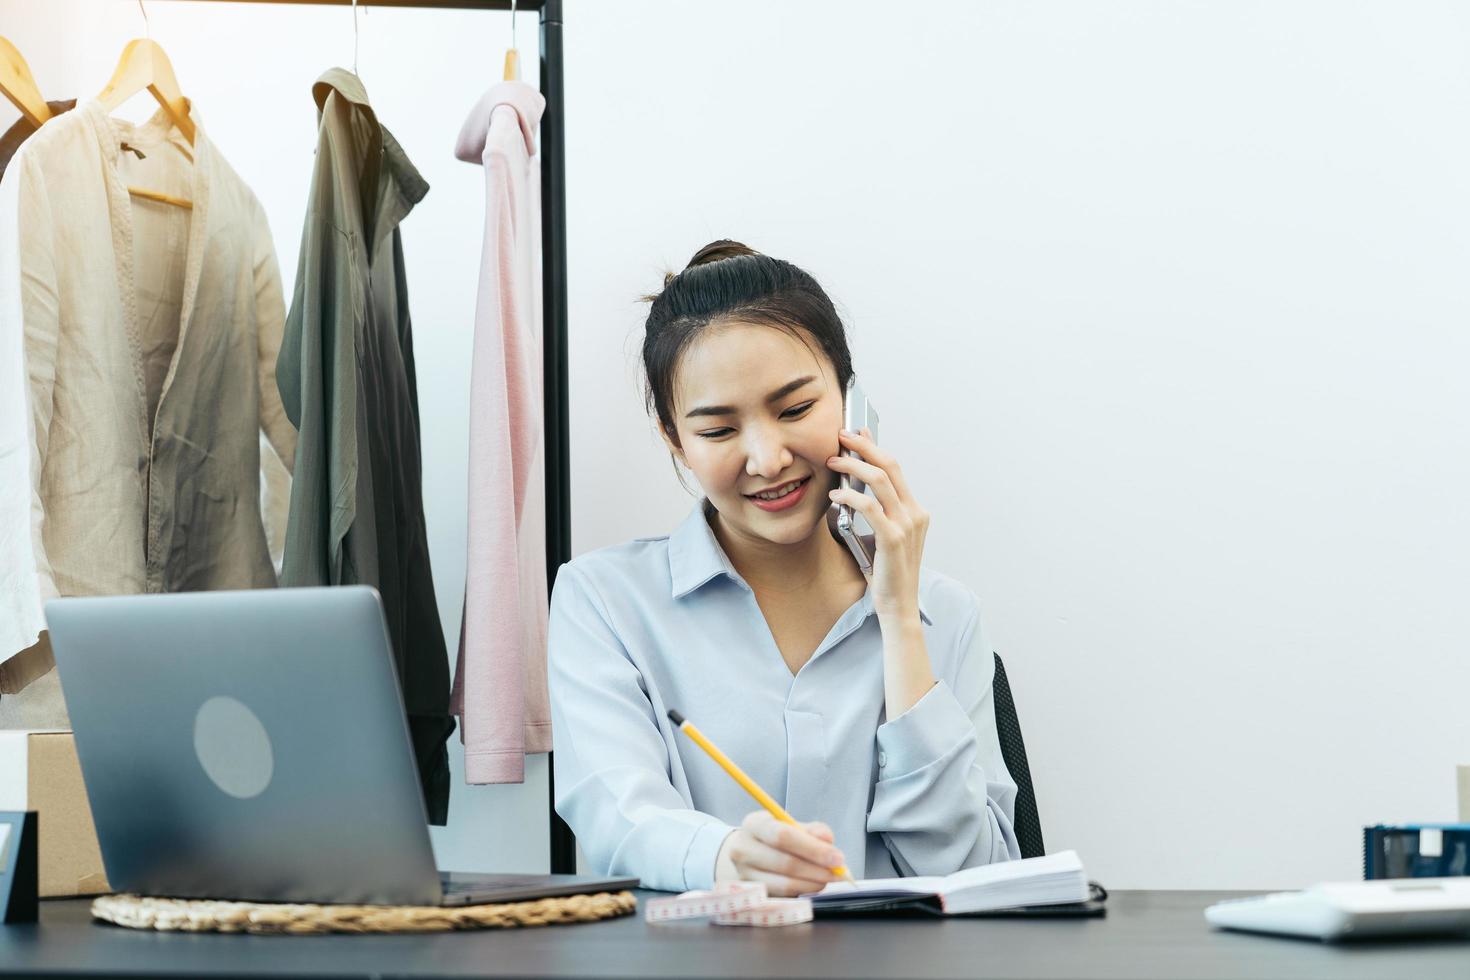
[827,428,929,619]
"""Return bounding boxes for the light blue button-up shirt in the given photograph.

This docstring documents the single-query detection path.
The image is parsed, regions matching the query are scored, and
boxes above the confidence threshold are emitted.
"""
[548,501,1020,892]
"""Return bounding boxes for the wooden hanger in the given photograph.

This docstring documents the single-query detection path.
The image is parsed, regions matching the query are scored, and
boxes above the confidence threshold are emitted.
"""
[96,39,194,145]
[95,37,194,210]
[0,36,53,129]
[128,186,191,210]
[503,0,520,81]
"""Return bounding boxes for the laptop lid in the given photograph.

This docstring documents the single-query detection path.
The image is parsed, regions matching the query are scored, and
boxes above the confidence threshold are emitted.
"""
[47,586,443,905]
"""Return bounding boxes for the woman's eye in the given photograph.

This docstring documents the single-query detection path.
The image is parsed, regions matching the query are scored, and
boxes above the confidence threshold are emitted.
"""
[695,402,812,439]
[781,401,816,419]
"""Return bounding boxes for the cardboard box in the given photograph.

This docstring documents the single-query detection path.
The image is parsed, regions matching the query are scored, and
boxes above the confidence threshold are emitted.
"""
[0,731,109,897]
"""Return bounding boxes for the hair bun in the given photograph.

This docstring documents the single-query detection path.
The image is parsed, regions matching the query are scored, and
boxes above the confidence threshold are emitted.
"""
[645,240,760,304]
[684,239,760,270]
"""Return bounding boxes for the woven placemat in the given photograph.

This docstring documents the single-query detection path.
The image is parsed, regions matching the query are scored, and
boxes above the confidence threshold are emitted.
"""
[91,890,637,935]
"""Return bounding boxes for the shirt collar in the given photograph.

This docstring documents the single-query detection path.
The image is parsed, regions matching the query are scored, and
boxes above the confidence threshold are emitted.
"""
[313,66,371,111]
[82,95,203,157]
[310,68,428,203]
[454,81,545,163]
[667,500,932,625]
[669,500,746,598]
[311,68,428,251]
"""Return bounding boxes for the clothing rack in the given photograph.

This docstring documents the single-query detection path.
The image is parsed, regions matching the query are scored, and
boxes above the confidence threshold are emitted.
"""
[173,0,577,873]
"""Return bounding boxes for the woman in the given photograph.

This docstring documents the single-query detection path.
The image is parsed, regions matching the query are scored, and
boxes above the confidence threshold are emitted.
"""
[549,241,1019,896]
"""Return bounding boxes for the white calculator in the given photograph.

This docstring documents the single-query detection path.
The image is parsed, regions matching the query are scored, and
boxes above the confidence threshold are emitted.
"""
[1205,878,1470,941]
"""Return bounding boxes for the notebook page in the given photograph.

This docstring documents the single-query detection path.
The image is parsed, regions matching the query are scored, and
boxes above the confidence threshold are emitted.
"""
[809,875,946,900]
[941,851,1089,914]
[940,850,1083,894]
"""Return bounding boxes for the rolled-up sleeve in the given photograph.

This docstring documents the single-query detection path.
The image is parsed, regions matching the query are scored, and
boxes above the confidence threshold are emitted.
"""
[867,601,1020,875]
[548,563,735,892]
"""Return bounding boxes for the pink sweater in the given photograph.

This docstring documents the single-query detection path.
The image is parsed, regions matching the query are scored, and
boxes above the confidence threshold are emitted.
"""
[451,82,551,784]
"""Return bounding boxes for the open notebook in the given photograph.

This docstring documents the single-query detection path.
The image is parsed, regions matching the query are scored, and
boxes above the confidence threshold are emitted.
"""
[808,850,1094,916]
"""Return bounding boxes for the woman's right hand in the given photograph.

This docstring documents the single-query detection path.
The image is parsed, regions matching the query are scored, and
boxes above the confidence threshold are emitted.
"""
[714,810,847,897]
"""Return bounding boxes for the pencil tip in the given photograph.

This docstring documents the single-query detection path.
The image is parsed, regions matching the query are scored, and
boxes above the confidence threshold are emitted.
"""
[667,708,686,727]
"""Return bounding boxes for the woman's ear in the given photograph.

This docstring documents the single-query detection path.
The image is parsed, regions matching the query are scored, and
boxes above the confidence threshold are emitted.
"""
[658,424,688,469]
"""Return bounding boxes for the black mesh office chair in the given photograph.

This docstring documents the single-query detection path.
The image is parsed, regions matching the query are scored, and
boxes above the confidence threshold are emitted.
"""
[992,652,1045,859]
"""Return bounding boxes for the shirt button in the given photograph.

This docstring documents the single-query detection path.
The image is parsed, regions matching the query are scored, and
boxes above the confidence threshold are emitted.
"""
[878,751,887,768]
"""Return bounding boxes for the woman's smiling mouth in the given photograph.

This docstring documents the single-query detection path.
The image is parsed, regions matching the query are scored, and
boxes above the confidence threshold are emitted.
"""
[745,476,812,512]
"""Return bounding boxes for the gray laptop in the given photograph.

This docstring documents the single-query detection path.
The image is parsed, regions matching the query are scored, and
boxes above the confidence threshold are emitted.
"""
[47,586,637,906]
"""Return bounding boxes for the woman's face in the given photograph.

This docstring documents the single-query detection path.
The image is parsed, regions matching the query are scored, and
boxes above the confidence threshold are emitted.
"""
[665,321,844,548]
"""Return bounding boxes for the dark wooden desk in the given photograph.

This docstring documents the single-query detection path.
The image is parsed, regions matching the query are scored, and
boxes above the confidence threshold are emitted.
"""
[1,890,1467,979]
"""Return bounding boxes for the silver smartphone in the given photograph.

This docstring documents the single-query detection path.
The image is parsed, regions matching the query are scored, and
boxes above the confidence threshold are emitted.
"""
[837,377,879,575]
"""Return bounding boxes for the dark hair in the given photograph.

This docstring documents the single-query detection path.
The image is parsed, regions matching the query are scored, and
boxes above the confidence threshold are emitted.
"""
[642,240,854,451]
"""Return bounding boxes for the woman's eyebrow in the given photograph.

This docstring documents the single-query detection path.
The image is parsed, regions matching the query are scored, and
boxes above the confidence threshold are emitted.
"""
[684,376,816,419]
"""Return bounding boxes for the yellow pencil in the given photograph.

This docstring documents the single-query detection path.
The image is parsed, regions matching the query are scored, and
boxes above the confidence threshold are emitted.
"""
[668,708,856,884]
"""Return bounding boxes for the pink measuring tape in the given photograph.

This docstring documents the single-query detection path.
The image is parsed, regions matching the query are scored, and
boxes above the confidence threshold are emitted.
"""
[645,882,813,927]
[644,882,768,922]
[713,897,813,927]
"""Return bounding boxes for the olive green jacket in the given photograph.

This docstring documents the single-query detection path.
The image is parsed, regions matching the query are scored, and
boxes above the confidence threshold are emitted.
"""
[276,68,453,824]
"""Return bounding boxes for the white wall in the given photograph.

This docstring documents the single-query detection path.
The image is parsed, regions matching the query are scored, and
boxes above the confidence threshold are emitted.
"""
[5,0,1468,890]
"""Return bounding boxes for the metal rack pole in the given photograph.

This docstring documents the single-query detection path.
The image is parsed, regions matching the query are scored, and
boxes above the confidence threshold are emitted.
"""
[537,0,578,875]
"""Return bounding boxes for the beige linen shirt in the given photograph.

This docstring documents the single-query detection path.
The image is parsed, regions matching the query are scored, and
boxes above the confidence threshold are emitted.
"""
[0,99,296,715]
